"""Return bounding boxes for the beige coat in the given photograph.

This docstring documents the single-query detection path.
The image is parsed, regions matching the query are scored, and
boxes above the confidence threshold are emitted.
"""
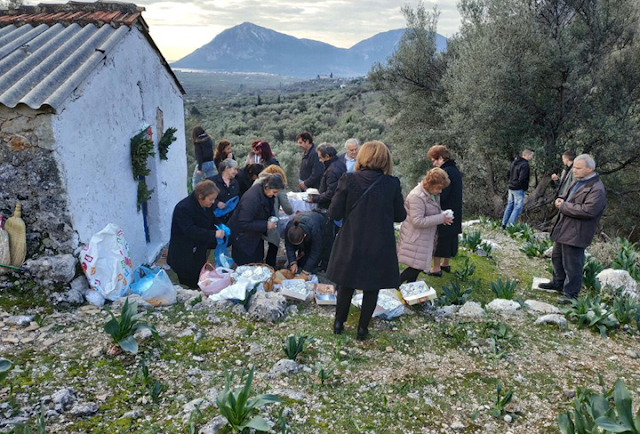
[397,183,445,271]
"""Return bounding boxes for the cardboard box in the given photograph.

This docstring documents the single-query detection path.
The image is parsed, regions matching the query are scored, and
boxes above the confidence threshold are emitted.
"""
[400,281,438,305]
[314,284,336,305]
[279,279,312,301]
[402,287,438,305]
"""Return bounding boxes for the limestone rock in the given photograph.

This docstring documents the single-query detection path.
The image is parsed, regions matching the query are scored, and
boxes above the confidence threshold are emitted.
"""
[52,387,75,412]
[457,302,486,318]
[436,305,459,316]
[543,246,554,258]
[535,314,567,329]
[69,402,99,417]
[6,315,34,327]
[199,416,227,434]
[596,269,638,298]
[111,295,154,311]
[22,254,76,284]
[487,299,521,314]
[524,300,559,314]
[247,291,287,322]
[176,287,200,304]
[270,359,300,375]
[461,220,481,228]
[183,398,211,423]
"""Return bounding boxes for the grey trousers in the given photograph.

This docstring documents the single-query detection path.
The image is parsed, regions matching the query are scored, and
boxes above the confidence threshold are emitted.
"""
[551,242,585,298]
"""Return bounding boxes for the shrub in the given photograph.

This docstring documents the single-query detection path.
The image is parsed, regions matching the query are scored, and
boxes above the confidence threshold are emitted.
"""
[216,367,281,432]
[103,298,156,354]
[490,278,518,300]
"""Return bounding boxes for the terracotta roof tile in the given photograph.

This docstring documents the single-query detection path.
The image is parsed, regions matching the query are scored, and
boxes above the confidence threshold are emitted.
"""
[0,3,144,27]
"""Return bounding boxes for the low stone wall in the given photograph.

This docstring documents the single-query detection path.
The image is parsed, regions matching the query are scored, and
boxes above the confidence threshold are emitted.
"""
[0,106,78,259]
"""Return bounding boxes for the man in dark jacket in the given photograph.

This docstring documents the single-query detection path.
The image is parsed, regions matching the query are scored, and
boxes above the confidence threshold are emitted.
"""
[309,143,347,209]
[427,145,463,274]
[296,131,323,191]
[551,150,576,199]
[501,148,534,228]
[284,211,327,274]
[539,154,606,301]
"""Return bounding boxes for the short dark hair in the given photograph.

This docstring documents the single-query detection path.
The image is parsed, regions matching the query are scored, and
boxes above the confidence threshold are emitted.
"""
[562,150,576,161]
[317,143,337,158]
[193,180,219,200]
[287,218,305,245]
[245,163,264,177]
[263,174,285,190]
[427,145,450,161]
[296,131,313,143]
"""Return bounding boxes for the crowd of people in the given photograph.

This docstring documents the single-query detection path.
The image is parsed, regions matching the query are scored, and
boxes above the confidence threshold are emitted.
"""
[168,126,606,339]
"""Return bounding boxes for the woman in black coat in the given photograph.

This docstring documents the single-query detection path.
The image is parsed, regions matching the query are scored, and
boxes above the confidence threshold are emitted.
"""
[167,181,225,288]
[236,163,264,198]
[192,127,216,188]
[228,174,285,266]
[427,145,463,275]
[327,141,407,341]
[285,211,327,274]
[309,143,347,209]
[208,158,240,225]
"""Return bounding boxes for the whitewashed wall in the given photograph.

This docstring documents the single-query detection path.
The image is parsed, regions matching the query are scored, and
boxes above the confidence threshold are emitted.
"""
[51,27,187,267]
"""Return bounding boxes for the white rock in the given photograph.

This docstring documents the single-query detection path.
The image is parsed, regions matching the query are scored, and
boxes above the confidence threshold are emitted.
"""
[52,387,75,412]
[6,315,34,327]
[270,359,300,375]
[482,239,502,250]
[182,398,211,422]
[596,269,638,298]
[69,402,99,417]
[176,288,201,304]
[111,295,154,311]
[524,300,560,314]
[486,299,521,313]
[247,291,287,322]
[133,328,153,340]
[450,420,466,430]
[534,314,567,329]
[457,302,486,318]
[199,416,227,434]
[461,220,481,228]
[625,349,638,359]
[543,246,554,258]
[436,305,459,316]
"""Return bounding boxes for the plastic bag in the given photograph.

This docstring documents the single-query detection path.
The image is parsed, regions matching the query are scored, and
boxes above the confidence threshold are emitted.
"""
[198,263,232,295]
[214,224,233,268]
[80,224,133,301]
[131,266,176,306]
[214,196,239,218]
[351,289,406,320]
[207,277,250,302]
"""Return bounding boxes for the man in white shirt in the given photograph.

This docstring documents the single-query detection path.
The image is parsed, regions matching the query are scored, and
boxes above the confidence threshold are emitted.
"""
[338,138,360,173]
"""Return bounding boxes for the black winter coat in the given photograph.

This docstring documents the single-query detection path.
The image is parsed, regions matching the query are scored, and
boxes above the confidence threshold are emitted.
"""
[228,184,274,263]
[311,156,346,208]
[236,168,254,197]
[326,169,407,290]
[507,156,530,191]
[284,211,327,273]
[208,174,240,224]
[194,135,214,170]
[299,144,324,189]
[167,194,219,288]
[437,159,463,237]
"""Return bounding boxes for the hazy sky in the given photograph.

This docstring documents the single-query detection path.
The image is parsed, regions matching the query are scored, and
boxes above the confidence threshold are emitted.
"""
[38,0,462,62]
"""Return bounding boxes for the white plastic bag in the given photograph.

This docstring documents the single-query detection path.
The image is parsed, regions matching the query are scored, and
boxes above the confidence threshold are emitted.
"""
[351,289,406,320]
[207,277,251,302]
[79,224,133,301]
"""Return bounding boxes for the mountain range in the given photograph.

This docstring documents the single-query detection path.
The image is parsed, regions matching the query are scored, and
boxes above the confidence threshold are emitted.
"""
[172,22,447,77]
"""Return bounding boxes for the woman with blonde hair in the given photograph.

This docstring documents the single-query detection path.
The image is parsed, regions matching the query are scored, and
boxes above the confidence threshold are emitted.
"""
[326,141,406,341]
[397,168,454,284]
[253,165,293,267]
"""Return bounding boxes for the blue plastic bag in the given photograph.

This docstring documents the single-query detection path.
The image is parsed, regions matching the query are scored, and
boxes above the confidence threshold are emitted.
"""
[214,196,239,218]
[130,266,159,295]
[214,224,233,268]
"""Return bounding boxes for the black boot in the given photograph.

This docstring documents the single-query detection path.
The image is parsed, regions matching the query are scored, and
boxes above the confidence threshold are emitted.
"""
[356,326,368,341]
[333,321,344,335]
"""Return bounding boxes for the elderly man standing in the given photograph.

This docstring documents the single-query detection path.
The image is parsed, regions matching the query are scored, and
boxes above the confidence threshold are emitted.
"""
[502,148,534,228]
[539,154,606,301]
[338,138,360,173]
[297,131,324,191]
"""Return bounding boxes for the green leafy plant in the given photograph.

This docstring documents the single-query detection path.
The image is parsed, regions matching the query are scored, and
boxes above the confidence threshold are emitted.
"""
[130,129,155,179]
[158,127,177,160]
[583,256,604,292]
[186,400,204,434]
[104,298,156,354]
[216,367,281,432]
[438,281,473,306]
[461,230,483,251]
[490,278,518,300]
[491,382,514,417]
[520,238,552,258]
[33,313,45,327]
[612,291,639,327]
[562,295,618,338]
[439,321,470,346]
[315,363,334,386]
[137,180,155,212]
[505,222,535,242]
[478,240,494,256]
[612,248,640,280]
[277,408,291,434]
[454,257,476,281]
[135,359,167,403]
[282,334,313,361]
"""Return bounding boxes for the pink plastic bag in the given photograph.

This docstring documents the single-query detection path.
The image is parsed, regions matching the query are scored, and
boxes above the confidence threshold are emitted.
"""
[198,263,231,295]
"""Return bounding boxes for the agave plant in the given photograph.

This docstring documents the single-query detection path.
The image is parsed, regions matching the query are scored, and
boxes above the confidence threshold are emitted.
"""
[282,334,313,361]
[104,298,156,354]
[438,281,473,306]
[582,256,603,292]
[461,230,483,251]
[216,366,281,432]
[490,278,518,300]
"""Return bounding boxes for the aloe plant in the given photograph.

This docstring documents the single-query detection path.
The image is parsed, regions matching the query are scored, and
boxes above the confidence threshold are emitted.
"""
[490,278,518,300]
[461,230,483,251]
[282,334,313,361]
[454,257,476,281]
[104,298,156,354]
[612,292,639,327]
[216,367,281,432]
[438,281,473,306]
[582,257,603,292]
[562,295,618,338]
[521,238,552,257]
[491,382,514,417]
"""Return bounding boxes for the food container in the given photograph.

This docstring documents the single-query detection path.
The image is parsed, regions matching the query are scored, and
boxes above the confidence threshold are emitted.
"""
[232,264,274,291]
[352,289,405,320]
[314,284,337,305]
[279,279,312,301]
[399,281,438,305]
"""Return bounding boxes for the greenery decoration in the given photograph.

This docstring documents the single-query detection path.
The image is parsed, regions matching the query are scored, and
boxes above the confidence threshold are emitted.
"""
[158,127,177,160]
[137,181,154,212]
[130,129,155,179]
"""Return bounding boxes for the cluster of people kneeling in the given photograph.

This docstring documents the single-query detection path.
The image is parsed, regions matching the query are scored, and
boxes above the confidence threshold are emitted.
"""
[168,133,461,341]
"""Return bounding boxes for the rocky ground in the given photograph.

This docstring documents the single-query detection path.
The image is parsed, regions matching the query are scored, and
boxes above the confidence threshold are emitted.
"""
[1,221,639,434]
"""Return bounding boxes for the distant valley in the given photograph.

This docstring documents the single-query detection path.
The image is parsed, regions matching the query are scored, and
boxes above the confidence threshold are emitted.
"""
[172,22,447,78]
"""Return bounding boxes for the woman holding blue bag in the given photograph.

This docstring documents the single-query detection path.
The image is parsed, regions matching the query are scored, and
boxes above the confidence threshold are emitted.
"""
[208,158,240,224]
[168,181,225,288]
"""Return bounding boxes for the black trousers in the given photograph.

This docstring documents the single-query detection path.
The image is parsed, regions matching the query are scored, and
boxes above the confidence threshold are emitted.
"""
[551,241,585,298]
[265,242,278,268]
[400,267,422,284]
[335,287,379,330]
